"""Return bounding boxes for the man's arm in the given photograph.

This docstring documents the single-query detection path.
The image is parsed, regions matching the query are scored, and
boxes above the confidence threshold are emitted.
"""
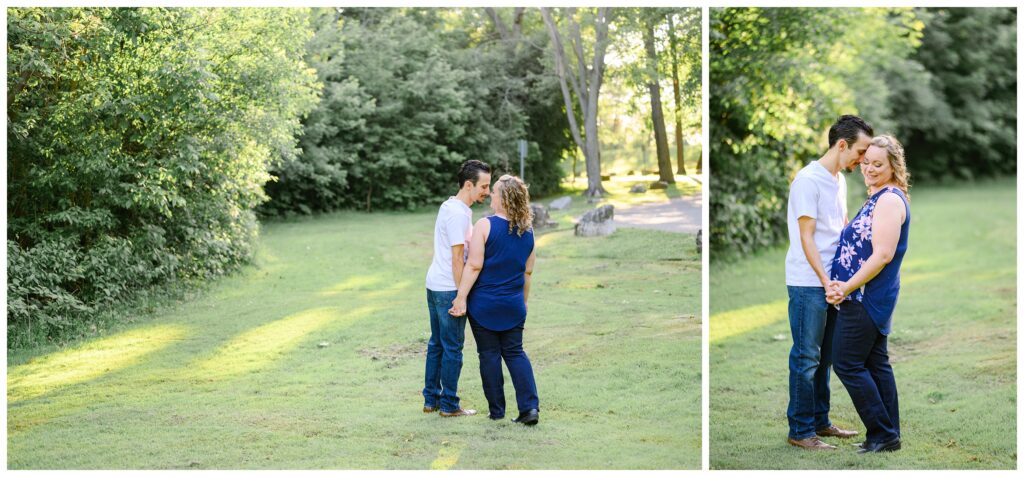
[449,218,490,316]
[450,244,465,287]
[798,216,830,287]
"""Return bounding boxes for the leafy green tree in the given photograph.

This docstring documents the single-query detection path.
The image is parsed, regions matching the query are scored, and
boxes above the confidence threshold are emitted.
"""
[709,8,922,257]
[889,8,1017,181]
[540,7,613,197]
[7,8,318,345]
[264,7,575,216]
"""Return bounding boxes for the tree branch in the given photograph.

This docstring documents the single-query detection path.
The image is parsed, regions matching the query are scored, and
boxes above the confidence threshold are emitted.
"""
[484,7,510,39]
[540,8,586,152]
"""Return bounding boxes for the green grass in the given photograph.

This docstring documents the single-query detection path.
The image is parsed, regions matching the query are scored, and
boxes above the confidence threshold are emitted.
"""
[710,178,1016,469]
[8,194,701,469]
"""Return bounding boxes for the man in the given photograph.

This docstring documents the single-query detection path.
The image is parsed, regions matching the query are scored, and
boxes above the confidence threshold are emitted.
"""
[785,115,873,450]
[423,159,491,417]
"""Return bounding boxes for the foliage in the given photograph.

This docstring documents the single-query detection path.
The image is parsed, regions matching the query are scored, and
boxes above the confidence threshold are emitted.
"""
[888,8,1017,181]
[709,8,923,257]
[607,8,701,158]
[7,8,319,346]
[711,7,1016,257]
[263,8,576,217]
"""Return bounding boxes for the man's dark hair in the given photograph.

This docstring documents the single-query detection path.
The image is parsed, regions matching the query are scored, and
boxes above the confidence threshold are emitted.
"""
[457,160,490,189]
[828,115,874,149]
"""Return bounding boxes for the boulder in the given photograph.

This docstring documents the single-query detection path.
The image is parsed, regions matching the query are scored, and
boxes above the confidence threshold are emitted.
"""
[575,204,615,237]
[549,196,572,210]
[629,183,647,194]
[530,203,557,230]
[649,181,669,190]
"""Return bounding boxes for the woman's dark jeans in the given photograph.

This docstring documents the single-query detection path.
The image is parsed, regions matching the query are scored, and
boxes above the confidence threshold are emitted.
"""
[832,300,900,444]
[468,316,539,418]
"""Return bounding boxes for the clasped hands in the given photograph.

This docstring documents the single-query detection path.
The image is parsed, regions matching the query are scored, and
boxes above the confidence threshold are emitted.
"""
[825,280,848,305]
[448,296,467,317]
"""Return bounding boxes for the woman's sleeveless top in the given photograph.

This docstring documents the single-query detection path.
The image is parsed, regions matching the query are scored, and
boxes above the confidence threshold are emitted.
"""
[467,215,535,331]
[829,186,910,335]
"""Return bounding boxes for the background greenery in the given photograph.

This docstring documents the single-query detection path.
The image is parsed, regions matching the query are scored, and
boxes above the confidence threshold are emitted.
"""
[8,8,320,347]
[7,7,701,348]
[709,7,1016,257]
[710,179,1015,469]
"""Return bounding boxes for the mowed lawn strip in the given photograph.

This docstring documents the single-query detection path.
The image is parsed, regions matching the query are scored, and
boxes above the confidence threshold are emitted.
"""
[8,185,701,469]
[710,179,1016,470]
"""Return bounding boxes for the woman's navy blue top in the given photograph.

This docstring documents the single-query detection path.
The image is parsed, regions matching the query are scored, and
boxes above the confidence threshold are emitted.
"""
[830,186,910,335]
[467,215,535,331]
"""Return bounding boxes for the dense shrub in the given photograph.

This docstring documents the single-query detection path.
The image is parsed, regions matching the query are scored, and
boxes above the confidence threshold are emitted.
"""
[7,8,319,346]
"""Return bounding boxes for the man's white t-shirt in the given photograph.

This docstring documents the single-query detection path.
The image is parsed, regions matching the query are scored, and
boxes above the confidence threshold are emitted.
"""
[425,197,473,292]
[785,161,848,287]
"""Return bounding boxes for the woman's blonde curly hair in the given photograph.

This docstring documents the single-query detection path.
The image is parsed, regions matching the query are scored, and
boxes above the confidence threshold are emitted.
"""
[496,174,533,236]
[870,135,911,202]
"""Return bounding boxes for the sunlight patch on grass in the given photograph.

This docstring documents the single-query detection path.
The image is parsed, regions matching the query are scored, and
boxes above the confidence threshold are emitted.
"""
[429,441,464,470]
[318,275,386,296]
[364,281,414,301]
[710,299,788,344]
[8,324,190,403]
[190,305,376,379]
[534,228,570,250]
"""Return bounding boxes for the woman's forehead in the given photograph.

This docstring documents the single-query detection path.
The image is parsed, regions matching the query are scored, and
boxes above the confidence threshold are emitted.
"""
[866,145,888,160]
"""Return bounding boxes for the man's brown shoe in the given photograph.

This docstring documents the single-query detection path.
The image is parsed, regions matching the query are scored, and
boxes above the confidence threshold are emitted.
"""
[423,406,438,413]
[787,436,837,450]
[439,408,477,417]
[816,425,859,439]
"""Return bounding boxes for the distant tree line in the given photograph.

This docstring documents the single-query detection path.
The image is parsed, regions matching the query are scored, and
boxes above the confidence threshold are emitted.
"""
[710,7,1016,258]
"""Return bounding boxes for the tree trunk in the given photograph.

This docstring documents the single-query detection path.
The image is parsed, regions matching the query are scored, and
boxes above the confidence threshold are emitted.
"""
[667,14,687,175]
[643,18,674,184]
[540,7,610,197]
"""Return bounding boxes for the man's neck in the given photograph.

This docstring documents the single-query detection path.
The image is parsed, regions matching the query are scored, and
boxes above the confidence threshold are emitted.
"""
[817,149,841,177]
[454,189,474,207]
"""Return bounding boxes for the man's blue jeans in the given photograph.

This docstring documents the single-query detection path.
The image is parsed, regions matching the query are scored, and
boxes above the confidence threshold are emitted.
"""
[423,289,467,413]
[787,285,837,439]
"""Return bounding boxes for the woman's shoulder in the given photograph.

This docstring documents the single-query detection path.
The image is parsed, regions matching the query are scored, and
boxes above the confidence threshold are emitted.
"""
[878,187,908,206]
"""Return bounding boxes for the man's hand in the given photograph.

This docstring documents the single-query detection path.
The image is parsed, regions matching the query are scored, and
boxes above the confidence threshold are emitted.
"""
[448,296,467,317]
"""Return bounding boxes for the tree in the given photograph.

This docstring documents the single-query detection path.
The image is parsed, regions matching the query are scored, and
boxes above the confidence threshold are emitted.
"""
[709,8,922,257]
[889,8,1017,181]
[540,7,611,197]
[7,7,319,345]
[641,13,674,183]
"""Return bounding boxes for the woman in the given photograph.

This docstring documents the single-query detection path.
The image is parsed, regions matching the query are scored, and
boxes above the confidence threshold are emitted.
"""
[826,134,911,453]
[449,174,539,425]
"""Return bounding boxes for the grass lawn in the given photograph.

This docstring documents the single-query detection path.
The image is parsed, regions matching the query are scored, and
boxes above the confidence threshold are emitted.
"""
[709,178,1016,469]
[7,185,701,469]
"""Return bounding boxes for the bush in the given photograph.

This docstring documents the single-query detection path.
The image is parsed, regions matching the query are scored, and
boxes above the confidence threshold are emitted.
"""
[262,8,573,217]
[7,8,319,346]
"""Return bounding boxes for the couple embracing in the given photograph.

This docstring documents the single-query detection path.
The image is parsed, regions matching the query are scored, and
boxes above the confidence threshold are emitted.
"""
[421,160,540,425]
[785,115,911,453]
